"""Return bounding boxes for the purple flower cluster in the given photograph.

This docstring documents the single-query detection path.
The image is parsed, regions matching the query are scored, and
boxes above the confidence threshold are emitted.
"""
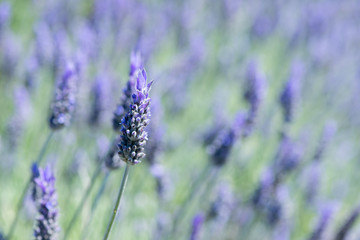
[243,60,266,137]
[49,62,79,130]
[32,165,59,240]
[208,112,245,167]
[272,134,303,181]
[117,69,152,165]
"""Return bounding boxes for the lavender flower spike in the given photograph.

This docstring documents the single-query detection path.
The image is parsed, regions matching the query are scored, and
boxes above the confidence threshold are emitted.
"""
[208,112,245,167]
[49,62,79,130]
[334,205,360,240]
[118,69,152,165]
[243,60,266,136]
[279,62,303,123]
[190,213,205,240]
[33,165,59,240]
[308,205,335,240]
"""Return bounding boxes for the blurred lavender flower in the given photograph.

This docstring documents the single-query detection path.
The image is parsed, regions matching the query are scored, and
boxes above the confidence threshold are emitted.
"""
[117,69,152,165]
[0,231,4,240]
[113,51,144,132]
[33,165,59,240]
[201,105,228,148]
[75,22,98,61]
[264,197,282,226]
[334,205,360,240]
[202,124,226,149]
[251,169,286,226]
[279,61,304,123]
[89,74,111,126]
[308,205,335,240]
[49,62,79,130]
[272,134,303,181]
[208,112,245,167]
[252,169,277,207]
[207,183,235,225]
[190,213,204,240]
[251,6,278,39]
[243,60,266,137]
[0,2,11,38]
[31,163,41,201]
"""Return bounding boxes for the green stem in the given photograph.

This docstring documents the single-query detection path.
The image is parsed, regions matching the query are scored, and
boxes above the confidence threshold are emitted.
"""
[103,164,130,240]
[63,161,103,240]
[6,131,54,240]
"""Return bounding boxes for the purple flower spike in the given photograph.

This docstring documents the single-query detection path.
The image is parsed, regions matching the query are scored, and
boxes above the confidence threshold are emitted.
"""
[208,112,245,167]
[33,165,59,240]
[49,62,79,130]
[243,60,266,137]
[273,134,303,180]
[334,205,360,240]
[308,204,335,240]
[118,69,152,165]
[190,213,205,240]
[279,61,304,123]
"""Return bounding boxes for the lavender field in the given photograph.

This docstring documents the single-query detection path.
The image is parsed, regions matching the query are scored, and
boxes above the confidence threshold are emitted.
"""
[1,0,360,239]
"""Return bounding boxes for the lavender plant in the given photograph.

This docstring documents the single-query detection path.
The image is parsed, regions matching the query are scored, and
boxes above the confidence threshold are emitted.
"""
[63,52,144,239]
[103,68,152,240]
[32,165,59,240]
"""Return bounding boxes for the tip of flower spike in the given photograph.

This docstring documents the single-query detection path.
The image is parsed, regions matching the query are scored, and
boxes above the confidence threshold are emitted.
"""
[132,68,152,104]
[31,163,40,179]
[62,61,79,81]
[130,51,143,76]
[136,69,147,91]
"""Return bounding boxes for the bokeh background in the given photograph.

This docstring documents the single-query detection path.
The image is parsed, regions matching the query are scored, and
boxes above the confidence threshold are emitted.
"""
[1,0,360,239]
